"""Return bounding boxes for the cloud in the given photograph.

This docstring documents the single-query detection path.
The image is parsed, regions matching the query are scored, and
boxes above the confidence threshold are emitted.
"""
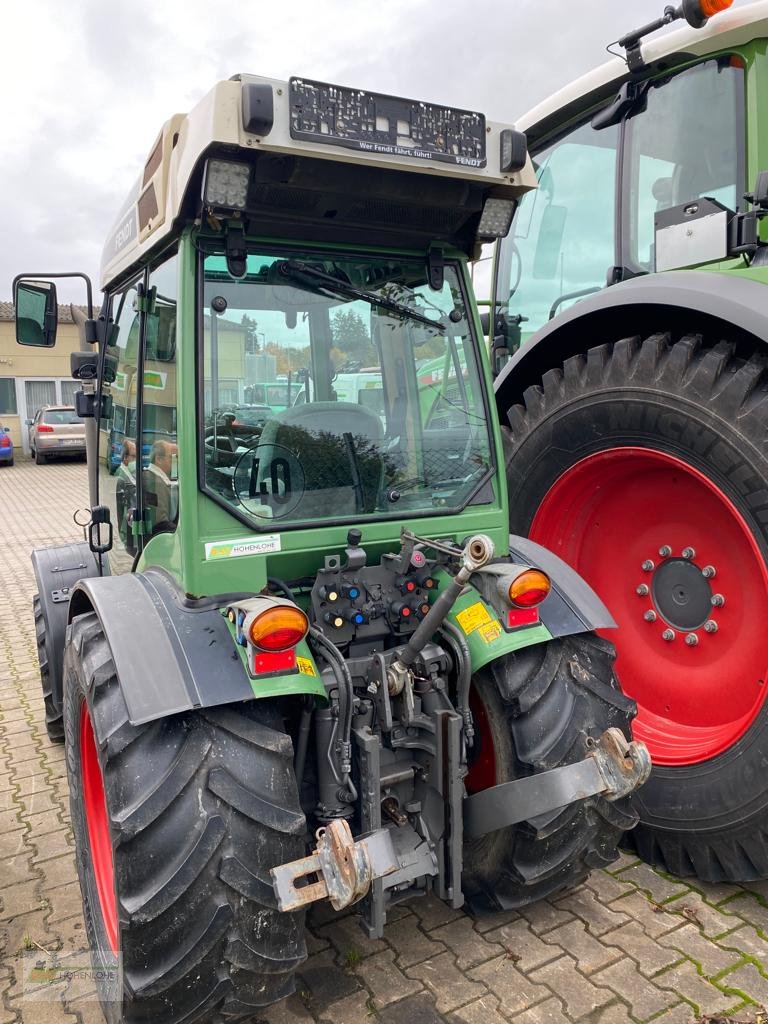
[0,0,745,301]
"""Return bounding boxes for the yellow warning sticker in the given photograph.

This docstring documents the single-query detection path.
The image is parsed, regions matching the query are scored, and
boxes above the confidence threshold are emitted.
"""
[455,601,493,635]
[297,657,317,677]
[478,621,502,644]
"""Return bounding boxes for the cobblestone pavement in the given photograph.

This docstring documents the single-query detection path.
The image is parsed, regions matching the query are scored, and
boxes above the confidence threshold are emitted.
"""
[1,458,767,1024]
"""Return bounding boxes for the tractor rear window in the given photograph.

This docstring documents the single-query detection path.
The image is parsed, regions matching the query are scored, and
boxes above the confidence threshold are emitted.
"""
[199,249,494,529]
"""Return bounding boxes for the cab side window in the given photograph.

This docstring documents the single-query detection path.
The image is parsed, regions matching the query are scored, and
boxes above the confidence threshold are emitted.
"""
[142,254,179,540]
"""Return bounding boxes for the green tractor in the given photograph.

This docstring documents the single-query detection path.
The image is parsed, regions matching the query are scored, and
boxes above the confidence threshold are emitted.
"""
[15,75,650,1022]
[490,0,768,883]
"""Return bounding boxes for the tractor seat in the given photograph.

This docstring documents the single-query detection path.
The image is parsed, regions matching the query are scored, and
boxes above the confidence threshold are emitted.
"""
[254,401,385,520]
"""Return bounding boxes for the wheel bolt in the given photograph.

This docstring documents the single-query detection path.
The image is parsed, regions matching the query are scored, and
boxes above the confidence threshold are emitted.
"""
[662,628,676,641]
[702,565,716,579]
[711,594,725,608]
[682,547,696,560]
[641,559,655,572]
[659,545,673,558]
[685,633,699,647]
[704,619,718,634]
[644,610,657,622]
[636,584,649,596]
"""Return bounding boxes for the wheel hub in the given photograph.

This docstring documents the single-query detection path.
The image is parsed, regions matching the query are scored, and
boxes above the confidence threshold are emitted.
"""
[645,554,714,633]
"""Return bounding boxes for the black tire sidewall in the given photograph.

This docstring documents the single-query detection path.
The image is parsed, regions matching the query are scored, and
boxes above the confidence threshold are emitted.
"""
[63,648,122,1022]
[506,370,768,840]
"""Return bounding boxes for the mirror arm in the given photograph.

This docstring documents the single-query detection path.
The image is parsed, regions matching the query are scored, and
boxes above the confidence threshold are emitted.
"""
[11,271,94,318]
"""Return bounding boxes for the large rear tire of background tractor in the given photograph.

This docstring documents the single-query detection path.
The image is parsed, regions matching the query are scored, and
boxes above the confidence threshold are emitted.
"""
[503,332,768,882]
[463,634,637,909]
[33,594,64,743]
[63,612,307,1024]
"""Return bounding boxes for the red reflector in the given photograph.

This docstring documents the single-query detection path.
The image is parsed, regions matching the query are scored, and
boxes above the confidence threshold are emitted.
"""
[401,607,411,617]
[0,436,10,448]
[37,424,54,433]
[254,648,297,675]
[507,607,540,630]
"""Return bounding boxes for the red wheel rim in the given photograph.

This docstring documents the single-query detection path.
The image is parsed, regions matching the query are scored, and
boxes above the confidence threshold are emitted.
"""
[531,447,768,765]
[80,703,118,952]
[465,689,497,794]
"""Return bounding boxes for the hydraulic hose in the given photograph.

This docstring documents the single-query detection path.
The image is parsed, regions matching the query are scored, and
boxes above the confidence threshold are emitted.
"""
[440,622,474,747]
[307,626,357,801]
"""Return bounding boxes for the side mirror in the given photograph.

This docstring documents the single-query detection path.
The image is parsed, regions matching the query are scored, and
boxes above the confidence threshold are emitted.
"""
[14,279,58,347]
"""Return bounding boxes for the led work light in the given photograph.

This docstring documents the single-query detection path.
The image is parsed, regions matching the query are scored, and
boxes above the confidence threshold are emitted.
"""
[477,198,515,239]
[203,159,250,211]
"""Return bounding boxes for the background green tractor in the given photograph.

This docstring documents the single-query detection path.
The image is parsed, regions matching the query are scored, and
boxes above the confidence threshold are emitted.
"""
[490,0,768,884]
[14,75,649,1023]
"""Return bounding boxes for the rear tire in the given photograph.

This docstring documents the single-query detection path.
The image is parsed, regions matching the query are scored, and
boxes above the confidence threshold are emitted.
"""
[33,594,64,743]
[463,634,637,910]
[34,447,45,464]
[64,612,307,1023]
[503,332,768,881]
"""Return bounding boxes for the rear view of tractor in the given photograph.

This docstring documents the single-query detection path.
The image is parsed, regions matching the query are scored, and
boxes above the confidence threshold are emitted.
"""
[491,0,768,881]
[13,76,649,1022]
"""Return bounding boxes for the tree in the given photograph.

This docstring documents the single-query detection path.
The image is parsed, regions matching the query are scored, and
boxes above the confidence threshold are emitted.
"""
[331,309,377,364]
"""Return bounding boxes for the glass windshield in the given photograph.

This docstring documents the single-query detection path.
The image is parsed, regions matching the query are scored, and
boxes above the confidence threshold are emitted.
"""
[201,250,493,528]
[44,409,81,425]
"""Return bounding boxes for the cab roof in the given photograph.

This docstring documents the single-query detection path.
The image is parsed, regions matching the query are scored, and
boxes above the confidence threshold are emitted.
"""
[517,0,768,146]
[100,74,536,290]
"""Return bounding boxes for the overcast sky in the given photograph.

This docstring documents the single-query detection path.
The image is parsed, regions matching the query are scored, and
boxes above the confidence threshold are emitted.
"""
[0,0,746,303]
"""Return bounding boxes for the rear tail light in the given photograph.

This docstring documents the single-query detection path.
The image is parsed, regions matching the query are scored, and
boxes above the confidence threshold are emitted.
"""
[508,569,551,608]
[0,436,10,448]
[249,606,309,652]
[37,424,54,433]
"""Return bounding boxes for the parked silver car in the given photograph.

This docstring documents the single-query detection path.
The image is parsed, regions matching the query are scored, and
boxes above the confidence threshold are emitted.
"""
[28,405,85,464]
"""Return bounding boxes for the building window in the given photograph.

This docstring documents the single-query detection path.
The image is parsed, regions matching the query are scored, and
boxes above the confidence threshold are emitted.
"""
[0,379,17,414]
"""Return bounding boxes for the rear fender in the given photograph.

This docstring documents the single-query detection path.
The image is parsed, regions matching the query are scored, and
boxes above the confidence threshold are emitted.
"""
[494,270,768,418]
[32,542,104,714]
[68,568,324,726]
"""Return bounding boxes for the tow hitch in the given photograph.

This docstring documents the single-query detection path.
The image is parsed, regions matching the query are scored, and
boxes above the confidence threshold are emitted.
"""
[271,819,399,912]
[464,728,651,839]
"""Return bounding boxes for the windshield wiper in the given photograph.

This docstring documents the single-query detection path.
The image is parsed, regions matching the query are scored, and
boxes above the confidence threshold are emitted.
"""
[277,260,443,334]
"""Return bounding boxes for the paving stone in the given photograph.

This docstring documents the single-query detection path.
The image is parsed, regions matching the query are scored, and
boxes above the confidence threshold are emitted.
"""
[430,918,504,970]
[317,989,375,1024]
[19,790,57,817]
[31,831,72,865]
[297,949,361,1014]
[584,871,636,905]
[258,993,315,1023]
[609,891,689,939]
[615,863,691,904]
[554,888,630,937]
[592,958,679,1020]
[38,854,77,893]
[45,884,88,925]
[542,920,622,975]
[0,810,25,834]
[0,881,43,921]
[591,1003,635,1024]
[529,955,615,1019]
[660,891,742,938]
[0,908,49,957]
[467,954,553,1015]
[378,991,447,1024]
[601,921,683,977]
[720,963,768,1006]
[384,915,446,968]
[471,909,520,934]
[716,924,768,961]
[0,855,37,892]
[410,893,465,932]
[408,951,487,1014]
[355,948,423,1008]
[726,893,768,936]
[27,809,65,840]
[652,1004,697,1024]
[655,961,739,1016]
[517,900,575,936]
[451,993,510,1024]
[511,995,573,1024]
[658,922,743,976]
[316,909,387,960]
[482,918,564,974]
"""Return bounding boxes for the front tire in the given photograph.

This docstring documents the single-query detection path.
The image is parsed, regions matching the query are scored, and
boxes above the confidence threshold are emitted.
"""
[463,634,637,909]
[33,594,64,742]
[64,612,307,1023]
[503,332,768,882]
